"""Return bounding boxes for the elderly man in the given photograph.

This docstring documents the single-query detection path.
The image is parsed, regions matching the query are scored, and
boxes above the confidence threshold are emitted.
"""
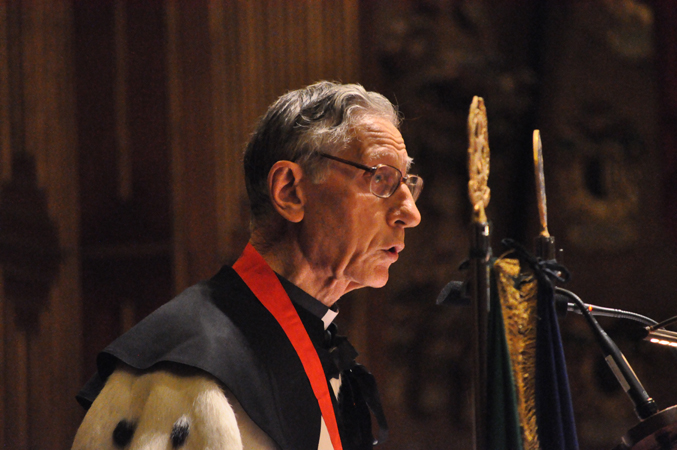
[72,81,422,450]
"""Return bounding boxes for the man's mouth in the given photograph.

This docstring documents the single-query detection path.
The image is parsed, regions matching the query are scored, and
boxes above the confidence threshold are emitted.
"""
[385,243,404,257]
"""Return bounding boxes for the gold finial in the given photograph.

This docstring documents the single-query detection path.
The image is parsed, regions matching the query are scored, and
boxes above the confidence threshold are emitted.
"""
[468,96,491,224]
[533,130,549,237]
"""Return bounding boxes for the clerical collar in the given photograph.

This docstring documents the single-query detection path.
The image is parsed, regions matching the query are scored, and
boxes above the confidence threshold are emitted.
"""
[276,274,338,330]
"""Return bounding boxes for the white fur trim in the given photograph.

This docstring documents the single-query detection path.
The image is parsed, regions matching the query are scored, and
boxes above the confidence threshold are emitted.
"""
[71,365,281,450]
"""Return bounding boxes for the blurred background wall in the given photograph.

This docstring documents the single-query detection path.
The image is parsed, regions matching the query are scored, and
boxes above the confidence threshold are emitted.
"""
[1,1,676,449]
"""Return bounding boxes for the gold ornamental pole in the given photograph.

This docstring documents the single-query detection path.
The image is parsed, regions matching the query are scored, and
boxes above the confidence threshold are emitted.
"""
[532,130,556,260]
[467,96,491,450]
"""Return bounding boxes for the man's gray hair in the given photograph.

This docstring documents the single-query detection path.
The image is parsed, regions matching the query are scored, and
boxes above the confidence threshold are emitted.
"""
[243,81,400,228]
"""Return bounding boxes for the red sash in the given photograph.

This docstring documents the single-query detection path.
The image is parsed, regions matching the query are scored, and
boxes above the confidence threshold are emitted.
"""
[233,243,343,450]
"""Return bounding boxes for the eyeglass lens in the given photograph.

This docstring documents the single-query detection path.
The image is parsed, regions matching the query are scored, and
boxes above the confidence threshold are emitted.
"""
[372,166,422,201]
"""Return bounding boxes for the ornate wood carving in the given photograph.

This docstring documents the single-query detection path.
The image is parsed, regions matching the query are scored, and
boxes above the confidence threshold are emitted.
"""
[0,152,60,326]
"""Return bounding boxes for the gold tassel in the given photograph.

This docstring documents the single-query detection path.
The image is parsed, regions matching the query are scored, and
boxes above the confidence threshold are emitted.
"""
[494,257,540,450]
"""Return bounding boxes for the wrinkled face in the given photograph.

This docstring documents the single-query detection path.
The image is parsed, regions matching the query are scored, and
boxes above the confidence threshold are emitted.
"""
[300,116,422,292]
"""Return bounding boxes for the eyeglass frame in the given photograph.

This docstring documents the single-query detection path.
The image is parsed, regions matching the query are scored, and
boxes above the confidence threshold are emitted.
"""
[317,152,423,201]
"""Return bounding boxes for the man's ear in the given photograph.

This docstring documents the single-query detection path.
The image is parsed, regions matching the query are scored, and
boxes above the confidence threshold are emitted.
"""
[268,161,306,223]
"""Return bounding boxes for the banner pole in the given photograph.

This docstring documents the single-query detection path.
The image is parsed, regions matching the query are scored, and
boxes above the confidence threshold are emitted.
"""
[467,96,491,450]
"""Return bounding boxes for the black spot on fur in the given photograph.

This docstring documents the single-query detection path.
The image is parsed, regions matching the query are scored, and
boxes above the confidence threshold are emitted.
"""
[171,416,190,448]
[112,419,136,447]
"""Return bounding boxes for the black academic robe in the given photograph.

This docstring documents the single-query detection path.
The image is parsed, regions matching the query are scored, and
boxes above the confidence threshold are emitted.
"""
[77,265,374,450]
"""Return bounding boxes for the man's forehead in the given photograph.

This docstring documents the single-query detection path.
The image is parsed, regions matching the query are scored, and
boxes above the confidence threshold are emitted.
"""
[365,148,414,172]
[354,117,412,170]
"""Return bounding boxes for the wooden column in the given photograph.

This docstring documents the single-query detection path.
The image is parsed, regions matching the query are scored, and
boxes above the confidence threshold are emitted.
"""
[0,2,81,450]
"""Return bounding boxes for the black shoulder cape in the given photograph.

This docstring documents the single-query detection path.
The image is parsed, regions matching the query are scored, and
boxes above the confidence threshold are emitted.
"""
[77,265,328,450]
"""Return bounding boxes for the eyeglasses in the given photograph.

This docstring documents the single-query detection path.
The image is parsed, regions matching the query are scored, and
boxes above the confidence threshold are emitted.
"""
[319,152,423,201]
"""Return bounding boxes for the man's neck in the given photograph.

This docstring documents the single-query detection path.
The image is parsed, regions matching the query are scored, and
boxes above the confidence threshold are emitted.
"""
[249,236,351,308]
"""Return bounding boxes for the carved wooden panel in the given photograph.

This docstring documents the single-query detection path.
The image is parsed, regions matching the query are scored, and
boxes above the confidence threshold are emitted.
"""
[361,1,677,449]
[538,4,677,449]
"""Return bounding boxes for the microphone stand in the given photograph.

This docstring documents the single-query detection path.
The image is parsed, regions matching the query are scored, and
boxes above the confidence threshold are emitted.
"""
[557,288,677,450]
[556,289,677,450]
[555,294,677,450]
[556,288,658,421]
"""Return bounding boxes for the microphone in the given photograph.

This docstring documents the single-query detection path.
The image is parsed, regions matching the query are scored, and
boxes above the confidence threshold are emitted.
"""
[437,278,660,327]
[554,294,658,327]
[556,288,658,420]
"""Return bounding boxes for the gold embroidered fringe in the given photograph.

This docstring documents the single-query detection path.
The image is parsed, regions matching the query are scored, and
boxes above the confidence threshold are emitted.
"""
[494,257,540,450]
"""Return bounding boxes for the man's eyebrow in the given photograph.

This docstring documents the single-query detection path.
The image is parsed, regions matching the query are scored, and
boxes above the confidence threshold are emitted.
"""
[368,149,414,172]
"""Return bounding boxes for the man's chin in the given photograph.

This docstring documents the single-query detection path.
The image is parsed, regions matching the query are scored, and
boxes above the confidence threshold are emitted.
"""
[366,268,390,289]
[346,265,391,290]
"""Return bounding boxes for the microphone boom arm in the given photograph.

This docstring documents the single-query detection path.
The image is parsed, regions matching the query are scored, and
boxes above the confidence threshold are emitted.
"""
[555,288,659,420]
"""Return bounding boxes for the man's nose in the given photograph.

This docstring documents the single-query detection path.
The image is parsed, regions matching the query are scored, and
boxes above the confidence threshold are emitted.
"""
[389,183,421,228]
